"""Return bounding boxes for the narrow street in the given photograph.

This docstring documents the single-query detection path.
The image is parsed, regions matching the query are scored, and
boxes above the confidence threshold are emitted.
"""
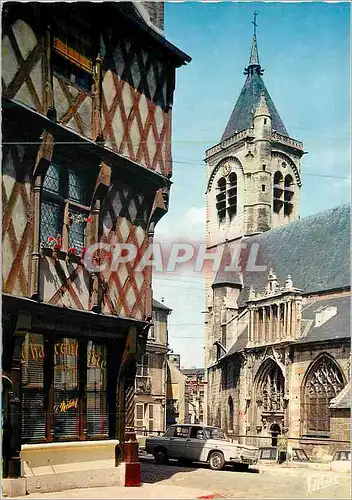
[140,454,351,499]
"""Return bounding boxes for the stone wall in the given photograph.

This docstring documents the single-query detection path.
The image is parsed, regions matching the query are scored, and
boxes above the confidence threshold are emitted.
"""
[330,408,350,443]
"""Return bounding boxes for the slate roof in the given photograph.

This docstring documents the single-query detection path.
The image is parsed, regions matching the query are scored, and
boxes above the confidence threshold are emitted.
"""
[230,204,351,307]
[153,298,172,312]
[299,295,350,344]
[222,328,248,359]
[221,36,288,142]
[330,382,351,410]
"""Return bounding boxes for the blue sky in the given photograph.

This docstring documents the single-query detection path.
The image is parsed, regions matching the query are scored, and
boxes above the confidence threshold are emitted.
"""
[153,2,351,369]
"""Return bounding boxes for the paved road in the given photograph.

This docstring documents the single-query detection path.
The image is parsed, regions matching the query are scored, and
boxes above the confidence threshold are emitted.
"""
[140,454,351,499]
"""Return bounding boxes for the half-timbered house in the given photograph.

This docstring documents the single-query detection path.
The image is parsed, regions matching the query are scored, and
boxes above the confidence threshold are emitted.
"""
[2,2,190,495]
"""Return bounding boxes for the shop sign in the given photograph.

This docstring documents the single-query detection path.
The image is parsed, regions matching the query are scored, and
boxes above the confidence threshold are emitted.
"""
[54,398,78,414]
[22,341,106,369]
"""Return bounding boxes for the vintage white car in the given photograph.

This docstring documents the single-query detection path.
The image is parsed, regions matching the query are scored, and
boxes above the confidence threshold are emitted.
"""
[145,424,259,471]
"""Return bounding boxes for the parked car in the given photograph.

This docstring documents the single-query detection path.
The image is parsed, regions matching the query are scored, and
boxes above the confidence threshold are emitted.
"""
[259,447,310,463]
[145,424,259,471]
[329,450,351,473]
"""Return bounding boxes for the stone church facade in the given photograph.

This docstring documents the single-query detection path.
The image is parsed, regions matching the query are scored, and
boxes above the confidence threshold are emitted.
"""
[204,27,350,460]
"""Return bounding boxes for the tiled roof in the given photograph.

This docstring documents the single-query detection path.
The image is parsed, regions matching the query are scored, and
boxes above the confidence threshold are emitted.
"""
[236,204,350,307]
[299,295,350,344]
[330,382,351,410]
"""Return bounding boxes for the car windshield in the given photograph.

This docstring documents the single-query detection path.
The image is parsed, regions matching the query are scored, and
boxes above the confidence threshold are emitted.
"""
[204,427,227,440]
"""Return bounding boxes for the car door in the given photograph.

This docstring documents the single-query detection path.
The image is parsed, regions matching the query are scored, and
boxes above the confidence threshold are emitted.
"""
[185,426,207,462]
[167,426,189,459]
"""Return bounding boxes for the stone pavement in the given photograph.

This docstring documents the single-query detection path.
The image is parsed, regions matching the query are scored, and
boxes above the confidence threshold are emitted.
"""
[12,484,219,500]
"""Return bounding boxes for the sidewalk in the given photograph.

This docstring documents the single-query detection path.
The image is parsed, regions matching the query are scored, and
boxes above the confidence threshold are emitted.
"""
[13,484,224,499]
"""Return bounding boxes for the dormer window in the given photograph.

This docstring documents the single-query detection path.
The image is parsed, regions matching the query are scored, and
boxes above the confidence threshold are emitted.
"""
[53,15,93,92]
[314,306,337,327]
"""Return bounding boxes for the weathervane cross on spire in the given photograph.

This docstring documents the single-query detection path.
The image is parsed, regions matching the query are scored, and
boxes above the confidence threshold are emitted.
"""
[252,11,258,36]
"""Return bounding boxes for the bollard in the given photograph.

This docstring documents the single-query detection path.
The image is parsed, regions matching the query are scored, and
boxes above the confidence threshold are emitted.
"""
[124,427,141,487]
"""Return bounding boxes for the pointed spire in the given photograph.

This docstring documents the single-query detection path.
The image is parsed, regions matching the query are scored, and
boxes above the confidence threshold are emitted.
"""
[249,34,260,67]
[244,12,264,76]
[254,91,270,118]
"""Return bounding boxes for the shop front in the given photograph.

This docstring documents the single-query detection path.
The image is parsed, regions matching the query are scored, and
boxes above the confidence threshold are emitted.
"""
[2,294,147,495]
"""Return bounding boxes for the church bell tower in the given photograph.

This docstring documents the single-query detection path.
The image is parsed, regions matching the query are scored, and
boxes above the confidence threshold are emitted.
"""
[205,15,305,249]
[204,15,305,381]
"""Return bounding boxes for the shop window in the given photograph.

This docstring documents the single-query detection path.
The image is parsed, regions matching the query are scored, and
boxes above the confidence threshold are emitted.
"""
[86,342,108,438]
[21,336,110,443]
[41,163,92,253]
[54,338,79,439]
[137,353,149,377]
[21,334,46,441]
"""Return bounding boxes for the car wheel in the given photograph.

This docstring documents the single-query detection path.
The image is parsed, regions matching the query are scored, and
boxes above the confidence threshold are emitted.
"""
[209,451,225,470]
[154,448,169,465]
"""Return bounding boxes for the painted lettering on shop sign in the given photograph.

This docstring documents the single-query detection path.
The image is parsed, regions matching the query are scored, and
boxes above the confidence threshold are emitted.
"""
[54,398,78,414]
[22,342,106,369]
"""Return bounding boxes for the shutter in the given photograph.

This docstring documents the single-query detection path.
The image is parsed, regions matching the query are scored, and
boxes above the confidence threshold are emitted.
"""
[135,404,144,431]
[21,334,45,442]
[148,404,154,432]
[86,342,108,438]
[53,338,80,439]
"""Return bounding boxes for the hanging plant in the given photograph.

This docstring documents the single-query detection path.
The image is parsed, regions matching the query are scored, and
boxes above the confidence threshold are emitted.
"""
[40,234,62,251]
[68,247,77,255]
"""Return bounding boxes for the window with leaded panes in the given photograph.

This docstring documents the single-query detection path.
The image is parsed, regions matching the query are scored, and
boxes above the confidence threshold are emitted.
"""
[136,354,149,377]
[40,163,91,253]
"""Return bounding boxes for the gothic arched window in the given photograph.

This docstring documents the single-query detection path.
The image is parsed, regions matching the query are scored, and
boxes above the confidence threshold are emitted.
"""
[227,173,237,219]
[273,171,283,214]
[302,356,344,436]
[283,174,294,216]
[228,396,234,432]
[216,177,226,221]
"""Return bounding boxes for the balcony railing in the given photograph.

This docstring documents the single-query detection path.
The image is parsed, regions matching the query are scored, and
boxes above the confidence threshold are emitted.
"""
[135,376,152,394]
